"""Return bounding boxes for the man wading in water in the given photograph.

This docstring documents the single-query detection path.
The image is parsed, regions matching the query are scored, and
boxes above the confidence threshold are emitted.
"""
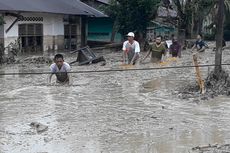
[122,32,140,65]
[48,54,71,85]
[192,34,206,52]
[141,35,166,63]
[169,36,181,58]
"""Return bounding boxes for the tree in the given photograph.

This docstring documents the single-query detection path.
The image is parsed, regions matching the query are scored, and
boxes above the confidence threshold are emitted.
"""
[0,16,4,25]
[0,16,4,64]
[103,0,160,42]
[214,0,225,77]
[174,0,214,38]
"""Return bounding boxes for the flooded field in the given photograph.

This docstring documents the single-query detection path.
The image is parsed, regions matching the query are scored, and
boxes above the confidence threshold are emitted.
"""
[1,44,230,153]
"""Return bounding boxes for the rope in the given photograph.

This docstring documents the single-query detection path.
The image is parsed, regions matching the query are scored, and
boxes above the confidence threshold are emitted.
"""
[0,63,229,76]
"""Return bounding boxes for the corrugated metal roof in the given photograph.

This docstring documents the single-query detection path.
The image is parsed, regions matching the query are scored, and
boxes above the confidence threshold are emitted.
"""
[0,0,107,17]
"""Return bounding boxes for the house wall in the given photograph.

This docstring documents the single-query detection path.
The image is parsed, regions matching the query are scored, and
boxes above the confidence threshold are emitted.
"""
[88,18,121,42]
[3,12,82,52]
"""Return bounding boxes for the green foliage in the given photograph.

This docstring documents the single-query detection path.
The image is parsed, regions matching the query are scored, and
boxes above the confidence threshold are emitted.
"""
[103,0,160,36]
[204,33,215,40]
[0,16,5,25]
[173,0,223,37]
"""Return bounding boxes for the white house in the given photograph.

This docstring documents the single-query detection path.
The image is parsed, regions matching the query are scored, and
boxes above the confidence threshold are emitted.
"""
[0,0,106,53]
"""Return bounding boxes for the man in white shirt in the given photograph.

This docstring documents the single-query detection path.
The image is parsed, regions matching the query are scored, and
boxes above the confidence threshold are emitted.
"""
[48,54,71,85]
[122,32,140,65]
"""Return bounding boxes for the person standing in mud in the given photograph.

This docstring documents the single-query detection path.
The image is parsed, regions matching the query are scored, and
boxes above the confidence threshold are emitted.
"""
[141,35,166,63]
[122,32,140,65]
[192,34,206,52]
[169,36,181,58]
[48,54,71,85]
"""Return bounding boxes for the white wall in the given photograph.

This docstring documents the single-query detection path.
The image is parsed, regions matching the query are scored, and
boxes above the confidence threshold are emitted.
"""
[42,13,64,36]
[3,13,65,48]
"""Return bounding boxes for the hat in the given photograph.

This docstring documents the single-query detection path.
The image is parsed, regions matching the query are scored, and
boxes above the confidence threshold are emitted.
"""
[127,32,135,37]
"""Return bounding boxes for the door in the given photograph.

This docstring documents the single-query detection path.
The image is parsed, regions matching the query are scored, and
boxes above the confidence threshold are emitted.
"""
[64,24,77,51]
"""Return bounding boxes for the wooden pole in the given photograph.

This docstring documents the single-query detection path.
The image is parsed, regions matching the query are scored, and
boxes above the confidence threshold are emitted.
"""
[193,53,205,94]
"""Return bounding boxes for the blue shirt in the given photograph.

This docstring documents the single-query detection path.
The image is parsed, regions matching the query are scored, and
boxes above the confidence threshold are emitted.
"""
[195,40,205,49]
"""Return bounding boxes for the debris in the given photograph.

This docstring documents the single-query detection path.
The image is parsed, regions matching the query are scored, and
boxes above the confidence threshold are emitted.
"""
[150,116,157,119]
[192,144,218,150]
[70,46,106,65]
[176,69,230,101]
[17,56,53,64]
[191,143,230,153]
[100,61,106,66]
[108,127,123,133]
[44,137,53,143]
[30,122,48,133]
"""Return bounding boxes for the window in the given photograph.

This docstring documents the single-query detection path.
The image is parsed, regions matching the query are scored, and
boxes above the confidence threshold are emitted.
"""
[18,24,43,52]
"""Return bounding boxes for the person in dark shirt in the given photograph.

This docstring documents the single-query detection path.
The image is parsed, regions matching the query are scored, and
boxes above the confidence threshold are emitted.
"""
[141,35,166,63]
[192,34,206,52]
[169,36,181,58]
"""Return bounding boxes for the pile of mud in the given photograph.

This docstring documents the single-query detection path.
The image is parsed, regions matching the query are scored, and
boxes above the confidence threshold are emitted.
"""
[192,144,230,153]
[176,70,230,101]
[16,56,53,64]
[205,70,230,96]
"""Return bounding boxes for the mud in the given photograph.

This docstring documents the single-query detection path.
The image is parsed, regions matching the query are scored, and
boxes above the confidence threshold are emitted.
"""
[192,143,230,153]
[176,65,230,101]
[16,56,53,64]
[30,122,48,133]
[0,42,230,153]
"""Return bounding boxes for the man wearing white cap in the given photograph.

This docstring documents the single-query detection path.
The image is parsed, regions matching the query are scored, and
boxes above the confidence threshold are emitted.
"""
[122,32,140,65]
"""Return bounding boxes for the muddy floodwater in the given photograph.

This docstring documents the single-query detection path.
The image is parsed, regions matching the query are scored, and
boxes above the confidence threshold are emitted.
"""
[1,44,230,153]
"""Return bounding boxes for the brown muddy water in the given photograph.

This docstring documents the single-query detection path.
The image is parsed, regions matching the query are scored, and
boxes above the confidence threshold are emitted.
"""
[1,45,230,153]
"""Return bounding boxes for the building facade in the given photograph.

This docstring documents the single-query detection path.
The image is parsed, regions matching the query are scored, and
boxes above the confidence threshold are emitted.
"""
[0,0,106,53]
[81,0,122,43]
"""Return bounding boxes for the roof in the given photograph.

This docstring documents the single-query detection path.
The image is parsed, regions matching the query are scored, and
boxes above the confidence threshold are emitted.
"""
[0,0,107,17]
[96,0,109,4]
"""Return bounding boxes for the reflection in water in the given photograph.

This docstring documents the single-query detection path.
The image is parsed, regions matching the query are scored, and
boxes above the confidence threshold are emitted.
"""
[0,63,230,153]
